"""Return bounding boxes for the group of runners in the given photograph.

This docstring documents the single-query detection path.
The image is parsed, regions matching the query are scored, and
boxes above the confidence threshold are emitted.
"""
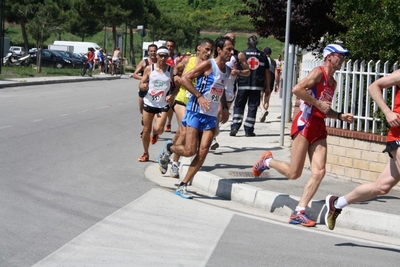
[132,36,400,232]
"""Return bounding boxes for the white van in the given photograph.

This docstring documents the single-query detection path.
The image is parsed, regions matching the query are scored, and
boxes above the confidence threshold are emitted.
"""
[142,40,166,59]
[53,41,101,54]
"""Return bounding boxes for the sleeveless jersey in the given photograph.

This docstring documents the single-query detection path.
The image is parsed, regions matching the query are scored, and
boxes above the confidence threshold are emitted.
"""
[175,56,197,104]
[186,59,230,117]
[388,86,400,141]
[298,66,335,120]
[225,51,238,96]
[143,64,172,108]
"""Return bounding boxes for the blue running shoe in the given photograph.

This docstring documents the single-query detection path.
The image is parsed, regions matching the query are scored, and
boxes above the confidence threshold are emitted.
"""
[252,151,273,177]
[175,185,193,199]
[289,211,316,227]
[158,140,173,174]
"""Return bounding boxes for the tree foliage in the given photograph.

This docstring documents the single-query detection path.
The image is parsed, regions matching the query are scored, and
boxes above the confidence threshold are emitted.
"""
[334,0,400,62]
[237,0,346,49]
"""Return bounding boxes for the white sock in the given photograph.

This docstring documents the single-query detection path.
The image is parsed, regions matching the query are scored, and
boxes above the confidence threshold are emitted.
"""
[295,206,305,213]
[172,161,179,166]
[265,158,272,168]
[335,196,349,209]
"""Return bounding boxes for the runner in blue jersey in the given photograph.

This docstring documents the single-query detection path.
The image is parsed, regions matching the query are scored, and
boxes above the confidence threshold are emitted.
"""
[158,36,234,198]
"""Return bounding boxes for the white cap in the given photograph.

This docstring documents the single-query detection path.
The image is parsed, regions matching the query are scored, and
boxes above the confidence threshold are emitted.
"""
[323,44,350,59]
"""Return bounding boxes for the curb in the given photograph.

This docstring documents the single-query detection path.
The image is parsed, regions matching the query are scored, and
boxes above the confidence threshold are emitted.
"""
[0,75,121,88]
[179,157,400,239]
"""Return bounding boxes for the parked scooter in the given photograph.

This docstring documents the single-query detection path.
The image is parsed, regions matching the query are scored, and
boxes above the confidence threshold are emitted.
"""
[3,52,32,67]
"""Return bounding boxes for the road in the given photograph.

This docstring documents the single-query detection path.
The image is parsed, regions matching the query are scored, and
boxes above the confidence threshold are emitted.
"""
[0,78,399,266]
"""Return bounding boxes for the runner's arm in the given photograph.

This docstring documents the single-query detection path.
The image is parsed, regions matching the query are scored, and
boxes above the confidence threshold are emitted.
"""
[132,60,146,80]
[139,66,151,91]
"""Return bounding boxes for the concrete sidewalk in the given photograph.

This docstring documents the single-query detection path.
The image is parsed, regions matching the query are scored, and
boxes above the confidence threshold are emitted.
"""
[146,92,400,241]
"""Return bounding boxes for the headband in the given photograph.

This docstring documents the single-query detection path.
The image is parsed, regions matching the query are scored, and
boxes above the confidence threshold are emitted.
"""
[157,48,169,55]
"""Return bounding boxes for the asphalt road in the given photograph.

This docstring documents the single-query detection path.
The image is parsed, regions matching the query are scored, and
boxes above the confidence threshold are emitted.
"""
[0,78,399,266]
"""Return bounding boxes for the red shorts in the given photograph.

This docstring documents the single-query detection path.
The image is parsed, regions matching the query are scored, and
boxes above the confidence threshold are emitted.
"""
[291,112,327,144]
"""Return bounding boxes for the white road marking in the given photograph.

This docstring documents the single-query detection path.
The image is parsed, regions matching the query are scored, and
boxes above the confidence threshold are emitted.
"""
[32,119,43,122]
[77,110,89,113]
[59,114,69,117]
[32,188,233,267]
[0,126,11,129]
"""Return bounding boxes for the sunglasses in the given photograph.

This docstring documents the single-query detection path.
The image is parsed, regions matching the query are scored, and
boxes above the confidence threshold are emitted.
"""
[158,54,169,58]
[332,53,345,59]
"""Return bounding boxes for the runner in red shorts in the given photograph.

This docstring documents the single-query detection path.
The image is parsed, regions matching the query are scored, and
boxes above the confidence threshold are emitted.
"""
[252,44,354,227]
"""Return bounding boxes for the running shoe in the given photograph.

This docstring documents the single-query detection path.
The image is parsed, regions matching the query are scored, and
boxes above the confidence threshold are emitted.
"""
[252,151,273,177]
[175,185,193,199]
[158,140,173,174]
[210,138,219,150]
[138,152,149,162]
[165,123,171,132]
[260,110,269,122]
[289,210,316,227]
[325,195,342,230]
[170,162,180,178]
[150,133,159,145]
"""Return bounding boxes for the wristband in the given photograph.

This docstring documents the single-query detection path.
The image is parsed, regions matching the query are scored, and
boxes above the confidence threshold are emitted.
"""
[196,94,202,99]
[337,112,343,121]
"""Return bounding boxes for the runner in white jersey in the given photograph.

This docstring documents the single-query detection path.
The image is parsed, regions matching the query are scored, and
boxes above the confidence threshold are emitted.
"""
[158,36,234,199]
[138,46,175,162]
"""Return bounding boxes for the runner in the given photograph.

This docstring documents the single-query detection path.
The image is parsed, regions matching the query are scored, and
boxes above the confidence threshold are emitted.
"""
[168,38,214,178]
[132,44,158,137]
[158,36,233,199]
[137,46,175,162]
[252,44,354,227]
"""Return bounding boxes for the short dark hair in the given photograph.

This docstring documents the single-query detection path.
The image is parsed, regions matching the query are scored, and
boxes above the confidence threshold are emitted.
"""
[197,38,214,50]
[214,36,233,58]
[148,44,157,50]
[247,35,258,47]
[166,39,176,45]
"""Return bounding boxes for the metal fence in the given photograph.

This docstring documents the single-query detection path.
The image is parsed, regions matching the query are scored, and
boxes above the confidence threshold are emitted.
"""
[300,59,399,135]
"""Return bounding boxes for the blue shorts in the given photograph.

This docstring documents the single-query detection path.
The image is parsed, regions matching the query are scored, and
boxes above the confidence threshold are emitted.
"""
[182,110,217,132]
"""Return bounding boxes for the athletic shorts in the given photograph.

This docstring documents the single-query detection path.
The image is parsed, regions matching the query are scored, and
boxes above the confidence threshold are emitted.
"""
[181,110,217,132]
[291,112,327,144]
[382,141,400,158]
[172,100,186,113]
[138,89,147,98]
[143,103,169,114]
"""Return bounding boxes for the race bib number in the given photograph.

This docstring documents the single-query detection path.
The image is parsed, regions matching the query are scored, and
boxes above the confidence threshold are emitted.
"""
[206,83,224,102]
[149,90,165,102]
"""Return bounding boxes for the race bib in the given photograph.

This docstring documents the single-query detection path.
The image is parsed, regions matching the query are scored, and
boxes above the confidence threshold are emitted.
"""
[205,83,224,102]
[149,90,165,102]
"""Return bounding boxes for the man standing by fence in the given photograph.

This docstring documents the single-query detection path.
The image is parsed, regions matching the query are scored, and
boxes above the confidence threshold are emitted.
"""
[325,68,400,230]
[252,44,354,227]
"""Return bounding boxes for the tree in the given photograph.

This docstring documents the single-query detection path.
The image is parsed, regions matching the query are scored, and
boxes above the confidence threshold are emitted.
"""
[126,0,156,66]
[4,0,45,53]
[26,0,67,73]
[237,0,346,49]
[334,0,400,62]
[69,0,103,41]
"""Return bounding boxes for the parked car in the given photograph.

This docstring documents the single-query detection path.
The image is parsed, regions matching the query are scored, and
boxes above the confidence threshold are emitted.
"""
[53,50,86,68]
[29,49,73,68]
[9,46,26,56]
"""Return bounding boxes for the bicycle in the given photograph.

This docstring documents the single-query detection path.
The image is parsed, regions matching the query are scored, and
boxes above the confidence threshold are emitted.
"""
[81,61,89,76]
[111,59,123,77]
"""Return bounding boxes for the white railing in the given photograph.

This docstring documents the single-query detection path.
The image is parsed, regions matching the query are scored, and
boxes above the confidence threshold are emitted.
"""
[300,59,399,135]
